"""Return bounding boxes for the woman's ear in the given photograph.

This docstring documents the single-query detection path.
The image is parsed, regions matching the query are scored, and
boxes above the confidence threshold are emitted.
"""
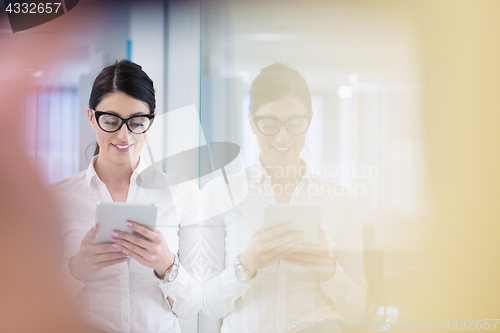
[87,108,96,131]
[247,113,258,135]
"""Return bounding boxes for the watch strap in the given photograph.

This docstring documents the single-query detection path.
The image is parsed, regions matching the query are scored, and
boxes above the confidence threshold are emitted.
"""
[154,255,179,282]
[233,254,256,282]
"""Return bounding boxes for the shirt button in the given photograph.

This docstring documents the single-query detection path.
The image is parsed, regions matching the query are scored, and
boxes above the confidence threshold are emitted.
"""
[279,315,284,321]
[123,316,129,322]
[122,268,127,273]
[123,291,128,297]
[279,291,285,297]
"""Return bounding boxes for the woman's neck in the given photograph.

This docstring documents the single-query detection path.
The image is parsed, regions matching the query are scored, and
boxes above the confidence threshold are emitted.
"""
[94,155,138,188]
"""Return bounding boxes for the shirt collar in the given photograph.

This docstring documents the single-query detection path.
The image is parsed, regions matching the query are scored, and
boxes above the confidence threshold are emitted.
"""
[131,156,149,183]
[85,155,148,187]
[249,157,313,185]
[85,155,99,186]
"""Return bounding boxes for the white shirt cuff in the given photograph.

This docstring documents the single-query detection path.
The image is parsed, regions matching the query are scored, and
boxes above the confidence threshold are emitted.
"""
[219,265,252,307]
[158,264,189,298]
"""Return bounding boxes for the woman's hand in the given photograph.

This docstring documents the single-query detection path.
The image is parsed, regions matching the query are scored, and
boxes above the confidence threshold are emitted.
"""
[239,223,304,276]
[284,228,336,281]
[69,226,129,281]
[111,221,175,278]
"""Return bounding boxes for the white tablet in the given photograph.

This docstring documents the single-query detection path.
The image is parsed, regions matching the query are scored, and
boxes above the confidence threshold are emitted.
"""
[94,202,158,245]
[263,205,324,245]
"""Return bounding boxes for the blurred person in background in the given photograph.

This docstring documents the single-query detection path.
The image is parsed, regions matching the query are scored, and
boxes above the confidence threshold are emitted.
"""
[51,60,201,333]
[0,82,93,333]
[201,63,366,333]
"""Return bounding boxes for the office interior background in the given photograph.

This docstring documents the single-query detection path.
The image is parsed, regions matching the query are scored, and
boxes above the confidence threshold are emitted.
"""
[1,0,499,332]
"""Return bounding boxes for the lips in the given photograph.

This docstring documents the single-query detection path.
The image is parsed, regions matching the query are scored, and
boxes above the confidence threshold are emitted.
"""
[112,143,133,152]
[272,146,292,152]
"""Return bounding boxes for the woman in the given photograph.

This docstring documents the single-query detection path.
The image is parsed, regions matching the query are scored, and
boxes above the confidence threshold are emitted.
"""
[53,60,201,333]
[201,63,366,333]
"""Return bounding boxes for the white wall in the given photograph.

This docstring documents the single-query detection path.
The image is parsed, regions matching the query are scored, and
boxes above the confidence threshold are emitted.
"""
[130,1,165,114]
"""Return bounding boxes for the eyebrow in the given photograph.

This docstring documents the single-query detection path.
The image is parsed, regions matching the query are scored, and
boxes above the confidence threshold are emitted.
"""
[104,110,149,117]
[256,114,307,121]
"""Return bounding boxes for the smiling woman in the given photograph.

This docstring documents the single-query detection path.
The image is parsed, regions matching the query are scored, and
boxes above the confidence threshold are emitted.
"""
[88,60,156,157]
[88,91,154,185]
[50,60,202,333]
[201,63,366,333]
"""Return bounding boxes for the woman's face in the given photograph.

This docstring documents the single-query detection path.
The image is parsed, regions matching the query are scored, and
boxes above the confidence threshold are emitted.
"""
[87,91,153,167]
[249,95,310,168]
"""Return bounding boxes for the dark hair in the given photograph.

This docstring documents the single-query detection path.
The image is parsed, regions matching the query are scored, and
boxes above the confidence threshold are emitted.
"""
[89,59,156,156]
[249,63,312,114]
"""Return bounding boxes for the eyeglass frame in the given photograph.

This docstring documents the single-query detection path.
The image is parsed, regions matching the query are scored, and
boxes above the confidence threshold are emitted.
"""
[251,113,312,136]
[91,109,155,134]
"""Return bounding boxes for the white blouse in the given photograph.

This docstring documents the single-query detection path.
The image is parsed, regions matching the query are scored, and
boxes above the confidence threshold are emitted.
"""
[201,160,367,333]
[52,156,202,333]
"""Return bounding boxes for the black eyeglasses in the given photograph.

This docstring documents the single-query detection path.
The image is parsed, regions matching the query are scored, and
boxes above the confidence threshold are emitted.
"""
[92,110,155,134]
[252,114,312,136]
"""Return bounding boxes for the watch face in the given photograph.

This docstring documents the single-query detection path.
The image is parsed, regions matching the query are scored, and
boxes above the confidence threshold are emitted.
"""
[167,269,178,282]
[235,268,247,282]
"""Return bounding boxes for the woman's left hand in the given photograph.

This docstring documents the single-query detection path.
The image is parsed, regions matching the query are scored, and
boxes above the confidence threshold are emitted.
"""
[284,228,336,281]
[111,221,175,278]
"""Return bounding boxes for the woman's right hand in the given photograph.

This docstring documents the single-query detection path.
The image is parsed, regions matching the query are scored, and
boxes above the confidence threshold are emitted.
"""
[69,226,129,281]
[239,223,303,276]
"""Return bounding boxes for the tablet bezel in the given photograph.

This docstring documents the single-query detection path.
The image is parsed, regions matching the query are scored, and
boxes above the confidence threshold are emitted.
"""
[94,202,158,245]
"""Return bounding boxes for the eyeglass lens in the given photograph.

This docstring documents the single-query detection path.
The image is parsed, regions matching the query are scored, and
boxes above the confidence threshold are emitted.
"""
[99,114,152,134]
[257,117,309,135]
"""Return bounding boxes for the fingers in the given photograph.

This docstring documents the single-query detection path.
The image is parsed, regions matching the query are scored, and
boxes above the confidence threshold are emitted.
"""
[293,243,328,255]
[282,258,311,268]
[272,243,301,263]
[261,222,293,241]
[112,239,149,258]
[284,255,336,280]
[81,226,98,245]
[89,243,118,255]
[111,243,145,265]
[126,221,157,241]
[94,251,129,263]
[94,257,131,271]
[112,230,150,249]
[251,237,303,270]
[263,230,303,252]
[285,252,324,265]
[267,237,303,259]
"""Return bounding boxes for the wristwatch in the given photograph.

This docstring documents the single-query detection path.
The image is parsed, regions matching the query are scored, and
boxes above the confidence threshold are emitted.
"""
[154,255,179,283]
[233,254,256,282]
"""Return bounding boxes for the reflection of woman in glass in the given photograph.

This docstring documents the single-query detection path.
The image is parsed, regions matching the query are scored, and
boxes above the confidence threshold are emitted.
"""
[53,60,201,333]
[202,63,366,332]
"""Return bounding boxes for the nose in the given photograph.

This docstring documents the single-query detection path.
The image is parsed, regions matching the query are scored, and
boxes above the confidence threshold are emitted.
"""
[116,123,131,142]
[274,125,290,143]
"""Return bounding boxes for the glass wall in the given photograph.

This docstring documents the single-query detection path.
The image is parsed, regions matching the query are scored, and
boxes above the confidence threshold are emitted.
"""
[194,0,429,332]
[1,1,431,332]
